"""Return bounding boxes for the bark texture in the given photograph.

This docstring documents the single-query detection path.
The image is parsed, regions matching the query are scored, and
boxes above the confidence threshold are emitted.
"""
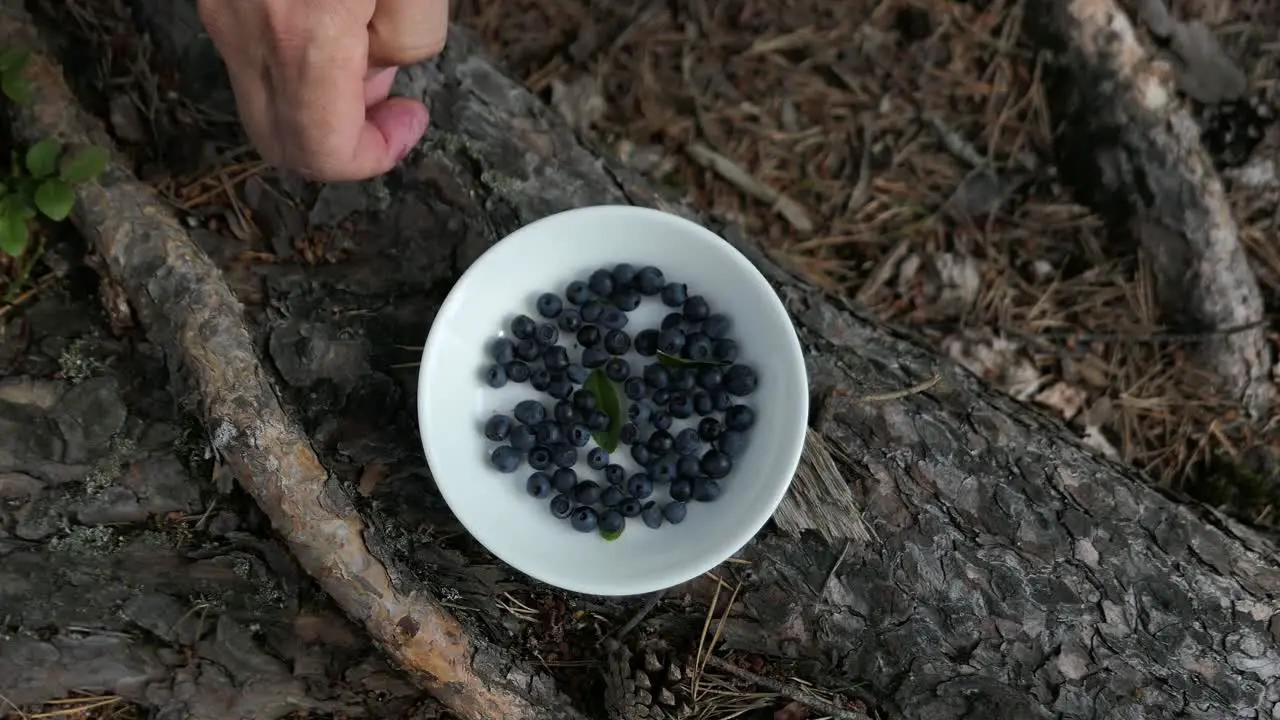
[1025,0,1274,420]
[2,1,1279,719]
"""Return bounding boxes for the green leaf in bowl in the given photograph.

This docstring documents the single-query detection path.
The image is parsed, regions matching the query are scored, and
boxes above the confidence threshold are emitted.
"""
[656,350,728,369]
[583,368,623,452]
[600,527,623,541]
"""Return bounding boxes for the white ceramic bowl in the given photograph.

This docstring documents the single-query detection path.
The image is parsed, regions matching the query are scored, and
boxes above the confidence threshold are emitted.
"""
[418,205,808,596]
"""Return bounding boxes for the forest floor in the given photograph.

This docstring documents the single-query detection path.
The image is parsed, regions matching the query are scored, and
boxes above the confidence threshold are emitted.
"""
[1,0,1279,718]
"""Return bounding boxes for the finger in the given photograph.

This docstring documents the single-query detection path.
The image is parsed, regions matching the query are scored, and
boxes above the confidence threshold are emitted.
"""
[285,35,428,180]
[364,66,397,106]
[368,0,450,67]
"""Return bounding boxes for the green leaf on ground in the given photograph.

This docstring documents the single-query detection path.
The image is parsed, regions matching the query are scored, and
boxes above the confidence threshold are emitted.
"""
[25,137,61,179]
[2,70,31,105]
[583,368,623,453]
[0,205,29,257]
[58,145,110,184]
[0,48,30,74]
[34,179,74,221]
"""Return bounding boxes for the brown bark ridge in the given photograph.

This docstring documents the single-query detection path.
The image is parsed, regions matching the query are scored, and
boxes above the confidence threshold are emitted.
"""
[1024,0,1274,421]
[4,1,1280,719]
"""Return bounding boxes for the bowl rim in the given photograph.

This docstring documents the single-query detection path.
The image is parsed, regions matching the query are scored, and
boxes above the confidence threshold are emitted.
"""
[417,204,809,595]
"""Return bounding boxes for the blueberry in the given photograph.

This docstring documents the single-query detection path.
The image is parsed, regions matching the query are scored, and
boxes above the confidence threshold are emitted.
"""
[534,421,563,445]
[627,401,651,424]
[484,414,512,442]
[711,390,732,411]
[661,313,685,331]
[700,450,732,479]
[674,428,700,455]
[570,506,599,532]
[692,391,713,416]
[669,478,693,502]
[526,472,553,498]
[649,457,677,484]
[724,365,758,396]
[573,386,596,409]
[553,445,578,468]
[667,393,693,419]
[604,329,632,355]
[642,504,664,529]
[577,325,601,347]
[565,280,590,305]
[516,338,540,362]
[697,417,722,441]
[552,467,577,492]
[485,365,508,388]
[620,498,643,517]
[506,361,531,383]
[647,429,674,454]
[490,446,521,473]
[684,333,712,362]
[652,389,671,405]
[683,295,710,322]
[566,364,588,384]
[643,364,670,389]
[718,430,748,458]
[511,314,536,339]
[528,445,553,470]
[612,288,642,311]
[635,266,664,295]
[662,501,687,524]
[658,328,685,355]
[565,423,590,447]
[725,405,756,430]
[631,444,653,465]
[536,293,563,318]
[601,309,628,330]
[550,494,573,519]
[605,357,631,382]
[529,369,551,392]
[535,322,559,347]
[703,313,732,339]
[586,410,610,431]
[692,478,721,502]
[581,300,605,323]
[626,473,654,499]
[544,346,570,372]
[510,425,537,451]
[612,263,638,287]
[712,338,738,363]
[696,367,722,390]
[587,447,609,470]
[491,338,516,364]
[558,309,582,332]
[515,400,546,425]
[601,485,626,506]
[624,377,647,400]
[661,282,687,307]
[605,463,626,485]
[589,269,615,297]
[651,411,672,431]
[574,480,603,504]
[676,454,701,479]
[582,347,609,368]
[634,329,659,356]
[619,422,640,445]
[599,509,626,533]
[554,400,576,424]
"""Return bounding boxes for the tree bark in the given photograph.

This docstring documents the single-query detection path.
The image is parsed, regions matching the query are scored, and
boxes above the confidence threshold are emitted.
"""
[3,1,1279,719]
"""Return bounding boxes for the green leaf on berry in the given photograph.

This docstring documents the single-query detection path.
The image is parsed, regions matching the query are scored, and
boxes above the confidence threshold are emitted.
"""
[656,350,727,369]
[583,368,622,453]
[600,527,623,541]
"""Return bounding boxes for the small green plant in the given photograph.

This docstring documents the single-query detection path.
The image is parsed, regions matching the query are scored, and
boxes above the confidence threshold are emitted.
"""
[0,45,110,301]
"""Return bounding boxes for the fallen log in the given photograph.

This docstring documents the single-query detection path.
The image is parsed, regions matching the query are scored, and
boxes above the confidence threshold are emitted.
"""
[3,1,1279,719]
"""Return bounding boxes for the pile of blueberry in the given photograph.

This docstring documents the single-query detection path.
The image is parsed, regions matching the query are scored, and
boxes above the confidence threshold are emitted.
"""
[480,263,758,539]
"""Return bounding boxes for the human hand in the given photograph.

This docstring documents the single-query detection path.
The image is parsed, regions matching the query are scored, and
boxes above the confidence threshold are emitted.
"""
[197,0,449,182]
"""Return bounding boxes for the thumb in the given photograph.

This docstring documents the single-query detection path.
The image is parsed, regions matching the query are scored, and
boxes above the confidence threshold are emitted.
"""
[352,97,430,176]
